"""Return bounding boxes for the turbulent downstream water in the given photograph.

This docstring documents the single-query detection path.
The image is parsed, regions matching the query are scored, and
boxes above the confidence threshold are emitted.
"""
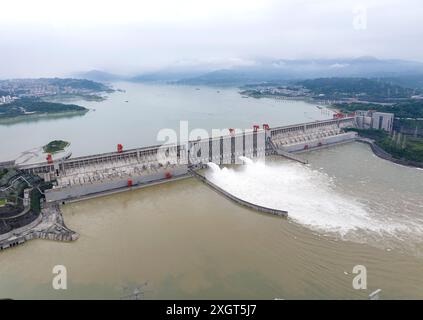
[1,143,423,299]
[209,151,423,250]
[1,83,423,299]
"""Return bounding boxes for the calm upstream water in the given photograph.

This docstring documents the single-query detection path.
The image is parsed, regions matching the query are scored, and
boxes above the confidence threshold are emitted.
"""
[0,82,330,161]
[1,83,423,299]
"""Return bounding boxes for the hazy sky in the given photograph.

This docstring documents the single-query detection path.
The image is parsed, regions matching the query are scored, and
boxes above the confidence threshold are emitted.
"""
[0,0,422,78]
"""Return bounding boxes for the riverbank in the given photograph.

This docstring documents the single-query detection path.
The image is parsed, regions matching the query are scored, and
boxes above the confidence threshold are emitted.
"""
[356,137,423,169]
[345,128,423,167]
[0,110,88,125]
[0,203,78,251]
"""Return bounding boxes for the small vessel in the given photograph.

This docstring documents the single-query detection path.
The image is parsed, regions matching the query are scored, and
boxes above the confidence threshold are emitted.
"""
[124,100,129,103]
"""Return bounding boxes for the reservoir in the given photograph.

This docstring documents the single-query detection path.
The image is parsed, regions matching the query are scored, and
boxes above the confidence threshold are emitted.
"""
[0,82,330,162]
[1,84,423,299]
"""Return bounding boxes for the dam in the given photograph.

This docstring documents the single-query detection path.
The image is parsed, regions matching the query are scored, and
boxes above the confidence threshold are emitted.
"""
[1,116,356,250]
[14,117,356,204]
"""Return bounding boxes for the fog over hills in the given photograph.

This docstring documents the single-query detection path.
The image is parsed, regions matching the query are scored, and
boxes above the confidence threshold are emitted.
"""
[77,57,423,88]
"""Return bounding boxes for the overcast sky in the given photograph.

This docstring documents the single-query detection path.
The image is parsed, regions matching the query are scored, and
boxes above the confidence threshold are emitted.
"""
[0,0,422,78]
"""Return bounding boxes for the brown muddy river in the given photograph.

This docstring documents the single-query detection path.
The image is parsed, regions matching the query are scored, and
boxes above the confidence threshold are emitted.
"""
[1,142,423,299]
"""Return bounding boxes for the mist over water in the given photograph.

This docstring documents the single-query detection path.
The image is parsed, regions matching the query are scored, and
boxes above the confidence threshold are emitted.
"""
[205,156,423,246]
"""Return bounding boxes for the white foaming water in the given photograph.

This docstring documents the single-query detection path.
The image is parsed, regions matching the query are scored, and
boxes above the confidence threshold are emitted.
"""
[238,156,253,165]
[206,162,221,172]
[205,159,416,239]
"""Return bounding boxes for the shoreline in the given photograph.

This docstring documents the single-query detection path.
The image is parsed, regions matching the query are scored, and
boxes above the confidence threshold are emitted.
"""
[0,203,79,251]
[42,93,107,102]
[356,137,423,169]
[0,110,88,125]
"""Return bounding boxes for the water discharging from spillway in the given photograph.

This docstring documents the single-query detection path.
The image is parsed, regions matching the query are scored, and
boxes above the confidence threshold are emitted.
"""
[205,157,423,246]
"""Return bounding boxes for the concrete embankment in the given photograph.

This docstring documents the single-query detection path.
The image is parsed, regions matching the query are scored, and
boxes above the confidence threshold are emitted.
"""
[0,204,79,251]
[189,169,288,217]
[356,137,423,169]
[268,139,308,164]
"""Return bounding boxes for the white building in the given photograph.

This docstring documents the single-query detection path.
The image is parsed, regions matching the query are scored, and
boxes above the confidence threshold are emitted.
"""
[355,110,394,132]
[371,112,394,132]
[0,95,13,104]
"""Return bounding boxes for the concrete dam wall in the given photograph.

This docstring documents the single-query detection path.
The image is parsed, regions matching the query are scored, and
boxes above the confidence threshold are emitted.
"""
[17,117,356,203]
[44,166,189,203]
[189,169,288,217]
[271,117,356,153]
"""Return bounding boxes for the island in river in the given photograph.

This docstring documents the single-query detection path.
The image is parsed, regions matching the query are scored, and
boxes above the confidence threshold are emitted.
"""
[43,140,70,154]
[0,98,88,123]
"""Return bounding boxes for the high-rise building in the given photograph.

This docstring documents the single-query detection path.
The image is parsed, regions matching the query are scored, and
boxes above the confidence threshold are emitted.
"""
[371,112,394,132]
[355,110,394,132]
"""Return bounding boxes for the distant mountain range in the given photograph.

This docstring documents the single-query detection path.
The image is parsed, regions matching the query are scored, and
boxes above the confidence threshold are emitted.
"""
[73,70,124,82]
[75,57,423,88]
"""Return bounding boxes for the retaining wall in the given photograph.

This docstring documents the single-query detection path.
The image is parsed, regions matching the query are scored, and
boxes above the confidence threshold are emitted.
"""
[356,138,423,169]
[189,169,288,217]
[0,212,42,241]
[45,166,188,202]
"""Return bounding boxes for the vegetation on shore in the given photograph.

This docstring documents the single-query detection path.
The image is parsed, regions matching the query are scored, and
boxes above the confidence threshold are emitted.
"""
[0,78,113,94]
[43,140,70,154]
[43,93,107,102]
[0,168,49,211]
[0,168,49,234]
[0,98,88,120]
[396,118,423,129]
[0,169,6,180]
[347,128,423,163]
[30,189,41,214]
[239,78,423,104]
[297,77,416,101]
[334,100,423,119]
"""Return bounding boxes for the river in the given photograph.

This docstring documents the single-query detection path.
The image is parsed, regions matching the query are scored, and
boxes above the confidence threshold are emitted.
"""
[0,82,330,162]
[0,83,422,299]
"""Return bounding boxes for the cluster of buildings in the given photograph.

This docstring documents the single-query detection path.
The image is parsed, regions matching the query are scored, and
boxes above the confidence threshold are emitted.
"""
[0,95,15,105]
[243,85,311,97]
[0,79,104,99]
[18,85,96,97]
[355,110,395,132]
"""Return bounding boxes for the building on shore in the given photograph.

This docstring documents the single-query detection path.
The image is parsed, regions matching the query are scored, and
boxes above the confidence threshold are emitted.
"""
[355,110,394,132]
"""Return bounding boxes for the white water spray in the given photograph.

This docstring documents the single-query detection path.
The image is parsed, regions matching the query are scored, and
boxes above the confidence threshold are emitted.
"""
[238,156,253,165]
[206,162,221,172]
[205,157,415,239]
